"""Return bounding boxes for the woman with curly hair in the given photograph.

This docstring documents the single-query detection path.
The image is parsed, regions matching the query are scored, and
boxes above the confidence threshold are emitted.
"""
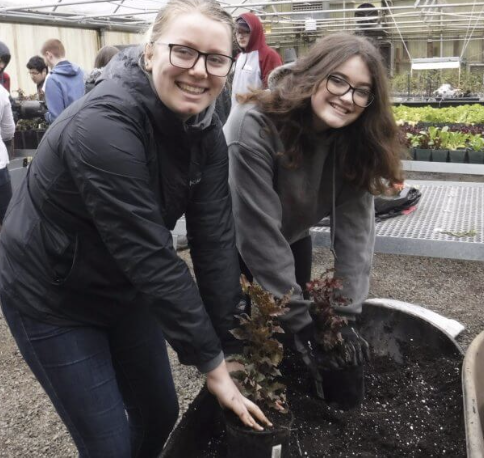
[224,32,403,405]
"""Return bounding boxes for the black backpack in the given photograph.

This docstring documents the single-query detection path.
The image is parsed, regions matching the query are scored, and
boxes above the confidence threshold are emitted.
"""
[374,187,422,222]
[316,187,422,227]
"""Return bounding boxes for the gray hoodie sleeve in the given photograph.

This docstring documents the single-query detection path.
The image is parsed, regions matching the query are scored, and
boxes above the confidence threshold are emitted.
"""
[332,182,375,316]
[224,106,312,333]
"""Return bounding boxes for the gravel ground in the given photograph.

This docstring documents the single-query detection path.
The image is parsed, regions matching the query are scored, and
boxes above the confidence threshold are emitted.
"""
[1,173,483,457]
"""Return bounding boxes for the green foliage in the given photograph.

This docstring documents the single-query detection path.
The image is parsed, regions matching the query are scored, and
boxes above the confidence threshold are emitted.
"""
[402,125,484,150]
[229,276,290,412]
[391,70,484,95]
[440,130,469,150]
[440,229,477,237]
[468,135,484,152]
[16,118,47,131]
[306,269,349,352]
[393,104,484,125]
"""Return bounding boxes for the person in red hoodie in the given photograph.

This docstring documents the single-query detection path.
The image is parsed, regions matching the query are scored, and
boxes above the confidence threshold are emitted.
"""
[231,13,282,107]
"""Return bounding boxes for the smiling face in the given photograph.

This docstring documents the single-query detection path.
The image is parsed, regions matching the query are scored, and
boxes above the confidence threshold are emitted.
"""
[310,55,372,132]
[144,12,232,121]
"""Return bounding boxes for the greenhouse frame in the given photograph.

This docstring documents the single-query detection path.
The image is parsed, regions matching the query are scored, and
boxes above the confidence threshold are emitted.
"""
[0,0,483,94]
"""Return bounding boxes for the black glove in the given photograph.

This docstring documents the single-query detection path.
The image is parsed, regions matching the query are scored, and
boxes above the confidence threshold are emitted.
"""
[294,322,325,399]
[322,324,371,370]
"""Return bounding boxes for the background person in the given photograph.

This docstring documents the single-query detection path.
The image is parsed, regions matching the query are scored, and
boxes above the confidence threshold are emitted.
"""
[41,38,84,123]
[0,1,270,456]
[224,33,403,402]
[26,56,48,99]
[0,41,11,93]
[0,82,15,224]
[85,45,120,93]
[231,13,282,107]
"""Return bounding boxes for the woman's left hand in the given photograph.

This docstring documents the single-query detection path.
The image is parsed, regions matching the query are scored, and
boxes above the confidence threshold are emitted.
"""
[206,360,272,431]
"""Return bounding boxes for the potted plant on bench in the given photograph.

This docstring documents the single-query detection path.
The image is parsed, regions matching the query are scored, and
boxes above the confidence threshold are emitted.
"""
[441,130,470,163]
[467,134,484,164]
[427,126,448,162]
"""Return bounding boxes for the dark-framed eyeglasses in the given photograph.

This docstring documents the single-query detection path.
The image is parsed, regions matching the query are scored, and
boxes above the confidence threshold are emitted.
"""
[153,42,234,77]
[326,74,374,108]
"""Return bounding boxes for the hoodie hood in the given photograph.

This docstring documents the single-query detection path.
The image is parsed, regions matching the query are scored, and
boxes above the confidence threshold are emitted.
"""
[238,13,267,53]
[52,60,83,77]
[101,46,215,134]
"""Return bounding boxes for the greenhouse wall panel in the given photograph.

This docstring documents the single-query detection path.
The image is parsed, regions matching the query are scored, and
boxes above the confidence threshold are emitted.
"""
[0,23,98,96]
[103,31,145,48]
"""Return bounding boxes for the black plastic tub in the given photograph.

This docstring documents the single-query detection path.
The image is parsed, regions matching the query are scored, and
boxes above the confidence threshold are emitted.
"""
[161,301,464,458]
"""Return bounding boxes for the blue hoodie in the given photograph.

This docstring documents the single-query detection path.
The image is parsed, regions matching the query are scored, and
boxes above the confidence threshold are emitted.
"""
[45,60,84,123]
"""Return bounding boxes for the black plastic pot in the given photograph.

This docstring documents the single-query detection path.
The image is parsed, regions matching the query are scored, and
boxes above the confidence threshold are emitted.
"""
[225,410,293,458]
[468,150,484,164]
[13,129,45,150]
[320,364,364,410]
[448,149,467,163]
[431,149,449,163]
[414,148,432,161]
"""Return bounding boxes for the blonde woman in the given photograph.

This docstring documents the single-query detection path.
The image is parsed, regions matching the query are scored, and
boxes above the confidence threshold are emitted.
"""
[0,1,269,456]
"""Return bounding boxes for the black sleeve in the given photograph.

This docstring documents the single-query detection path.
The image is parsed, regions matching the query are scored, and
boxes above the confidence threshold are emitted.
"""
[186,126,243,356]
[63,103,222,371]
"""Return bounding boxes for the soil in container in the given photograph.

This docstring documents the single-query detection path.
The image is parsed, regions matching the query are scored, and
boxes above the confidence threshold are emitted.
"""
[200,342,465,457]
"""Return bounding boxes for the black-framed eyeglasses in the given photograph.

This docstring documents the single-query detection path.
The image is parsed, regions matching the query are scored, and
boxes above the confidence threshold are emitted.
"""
[326,74,374,108]
[153,42,234,77]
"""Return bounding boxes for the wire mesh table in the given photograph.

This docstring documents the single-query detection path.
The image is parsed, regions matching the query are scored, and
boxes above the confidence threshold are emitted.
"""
[311,180,484,261]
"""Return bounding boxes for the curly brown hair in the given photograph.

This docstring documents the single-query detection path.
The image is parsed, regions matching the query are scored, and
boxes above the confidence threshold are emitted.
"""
[238,33,403,195]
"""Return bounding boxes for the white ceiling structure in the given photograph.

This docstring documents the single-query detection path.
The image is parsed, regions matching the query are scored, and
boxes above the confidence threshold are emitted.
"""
[0,0,484,44]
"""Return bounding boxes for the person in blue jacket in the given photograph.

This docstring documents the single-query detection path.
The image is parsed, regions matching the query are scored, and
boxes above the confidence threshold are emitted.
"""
[40,38,85,123]
[0,1,270,456]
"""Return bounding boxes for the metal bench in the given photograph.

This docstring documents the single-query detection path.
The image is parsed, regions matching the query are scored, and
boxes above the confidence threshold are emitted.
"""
[10,153,484,261]
[311,178,484,261]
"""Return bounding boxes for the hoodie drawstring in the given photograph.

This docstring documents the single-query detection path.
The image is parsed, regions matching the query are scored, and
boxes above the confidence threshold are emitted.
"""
[330,146,337,261]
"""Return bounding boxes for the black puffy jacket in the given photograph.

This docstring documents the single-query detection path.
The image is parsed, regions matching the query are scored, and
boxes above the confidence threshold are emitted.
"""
[0,47,241,372]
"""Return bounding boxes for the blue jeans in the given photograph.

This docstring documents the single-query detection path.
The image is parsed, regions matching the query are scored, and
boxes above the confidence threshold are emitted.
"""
[0,166,12,224]
[1,295,179,458]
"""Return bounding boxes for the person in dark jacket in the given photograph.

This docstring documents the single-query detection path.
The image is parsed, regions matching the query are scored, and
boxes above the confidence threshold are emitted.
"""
[41,38,85,123]
[0,1,270,456]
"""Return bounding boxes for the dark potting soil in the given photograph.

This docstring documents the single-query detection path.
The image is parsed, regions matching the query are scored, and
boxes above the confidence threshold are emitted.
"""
[200,344,465,457]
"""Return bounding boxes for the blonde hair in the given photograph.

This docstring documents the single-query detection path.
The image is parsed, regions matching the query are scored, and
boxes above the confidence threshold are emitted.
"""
[147,0,234,44]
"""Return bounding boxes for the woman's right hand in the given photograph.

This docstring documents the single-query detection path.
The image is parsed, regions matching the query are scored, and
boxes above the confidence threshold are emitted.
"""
[206,360,272,431]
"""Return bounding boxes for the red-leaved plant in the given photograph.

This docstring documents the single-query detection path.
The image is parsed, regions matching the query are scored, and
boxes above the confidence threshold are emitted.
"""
[229,275,290,413]
[306,268,351,352]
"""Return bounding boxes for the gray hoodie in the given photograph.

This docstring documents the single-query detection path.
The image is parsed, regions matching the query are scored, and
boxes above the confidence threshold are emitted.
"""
[224,103,375,332]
